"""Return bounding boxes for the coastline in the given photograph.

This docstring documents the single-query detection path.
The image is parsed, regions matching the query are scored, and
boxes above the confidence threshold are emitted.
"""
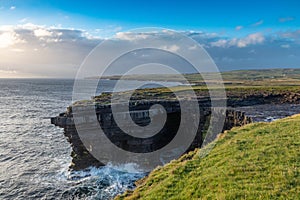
[51,82,300,171]
[49,69,300,199]
[50,69,300,198]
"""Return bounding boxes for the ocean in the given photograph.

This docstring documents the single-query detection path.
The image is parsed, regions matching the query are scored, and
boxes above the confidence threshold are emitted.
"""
[0,79,180,200]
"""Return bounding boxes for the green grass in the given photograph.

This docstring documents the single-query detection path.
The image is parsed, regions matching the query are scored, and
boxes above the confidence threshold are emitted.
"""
[71,84,300,108]
[75,69,300,106]
[116,115,300,200]
[89,68,300,86]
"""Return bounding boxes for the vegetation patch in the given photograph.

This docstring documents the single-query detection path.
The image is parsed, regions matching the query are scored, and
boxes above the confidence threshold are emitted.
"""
[116,115,300,200]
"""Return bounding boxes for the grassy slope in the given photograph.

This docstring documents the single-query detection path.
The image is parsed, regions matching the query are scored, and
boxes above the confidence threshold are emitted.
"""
[116,115,300,200]
[91,68,300,86]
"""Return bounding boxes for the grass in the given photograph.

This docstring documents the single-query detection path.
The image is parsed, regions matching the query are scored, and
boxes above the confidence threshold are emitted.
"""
[73,69,300,106]
[89,68,300,85]
[72,84,300,106]
[116,114,300,200]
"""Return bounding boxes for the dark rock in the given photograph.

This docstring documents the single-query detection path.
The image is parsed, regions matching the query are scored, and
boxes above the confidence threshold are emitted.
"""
[51,98,252,171]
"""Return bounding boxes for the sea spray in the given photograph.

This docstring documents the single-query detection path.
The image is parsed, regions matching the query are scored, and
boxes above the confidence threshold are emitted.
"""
[61,163,146,199]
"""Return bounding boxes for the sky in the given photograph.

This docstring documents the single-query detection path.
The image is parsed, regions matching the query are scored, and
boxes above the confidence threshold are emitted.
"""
[0,0,299,78]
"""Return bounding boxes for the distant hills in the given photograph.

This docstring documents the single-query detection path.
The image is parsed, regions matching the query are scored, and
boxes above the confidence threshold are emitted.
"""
[87,68,300,86]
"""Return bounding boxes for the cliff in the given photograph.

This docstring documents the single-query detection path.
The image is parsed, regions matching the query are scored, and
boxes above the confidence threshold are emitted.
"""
[51,97,252,171]
[51,85,300,171]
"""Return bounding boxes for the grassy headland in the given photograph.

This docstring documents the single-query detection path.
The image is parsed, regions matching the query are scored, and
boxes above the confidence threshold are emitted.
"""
[76,69,300,199]
[116,114,300,200]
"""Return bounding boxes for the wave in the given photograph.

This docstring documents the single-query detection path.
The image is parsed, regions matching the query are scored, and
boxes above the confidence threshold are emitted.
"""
[61,163,146,199]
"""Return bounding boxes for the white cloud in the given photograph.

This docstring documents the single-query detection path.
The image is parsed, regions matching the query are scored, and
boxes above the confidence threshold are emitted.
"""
[10,6,16,10]
[0,23,75,45]
[237,33,265,47]
[161,45,180,52]
[115,32,149,41]
[34,29,53,37]
[279,17,295,23]
[19,18,29,23]
[281,44,290,48]
[0,32,25,48]
[211,39,228,48]
[235,26,243,31]
[22,26,65,43]
[280,30,300,41]
[211,33,265,48]
[81,30,100,40]
[252,20,264,27]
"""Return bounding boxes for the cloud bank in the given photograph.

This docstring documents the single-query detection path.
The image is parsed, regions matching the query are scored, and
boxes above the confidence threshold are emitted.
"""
[0,24,299,78]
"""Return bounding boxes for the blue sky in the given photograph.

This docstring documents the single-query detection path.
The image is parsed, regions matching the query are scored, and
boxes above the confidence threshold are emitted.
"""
[1,0,299,35]
[0,0,299,77]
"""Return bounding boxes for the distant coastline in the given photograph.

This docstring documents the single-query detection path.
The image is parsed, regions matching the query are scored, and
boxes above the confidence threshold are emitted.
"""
[85,68,300,85]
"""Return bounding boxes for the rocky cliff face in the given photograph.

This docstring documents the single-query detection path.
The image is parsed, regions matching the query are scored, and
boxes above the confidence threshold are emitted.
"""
[226,91,300,107]
[51,99,252,171]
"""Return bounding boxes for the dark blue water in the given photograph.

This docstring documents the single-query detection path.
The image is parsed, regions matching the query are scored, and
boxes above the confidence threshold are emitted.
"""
[0,79,180,199]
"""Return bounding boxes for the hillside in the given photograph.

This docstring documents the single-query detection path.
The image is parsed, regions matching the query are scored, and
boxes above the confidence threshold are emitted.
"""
[116,115,300,199]
[88,68,300,86]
